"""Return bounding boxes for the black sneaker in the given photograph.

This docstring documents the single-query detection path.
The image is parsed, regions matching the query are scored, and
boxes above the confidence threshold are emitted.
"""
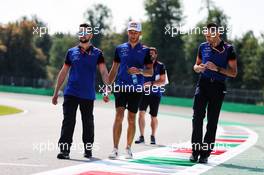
[84,151,92,159]
[198,156,208,164]
[189,154,199,162]
[150,135,156,145]
[135,136,145,144]
[57,152,70,159]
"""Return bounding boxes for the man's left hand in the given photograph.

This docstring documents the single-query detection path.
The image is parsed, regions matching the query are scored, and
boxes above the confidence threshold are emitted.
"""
[143,81,152,87]
[206,61,218,72]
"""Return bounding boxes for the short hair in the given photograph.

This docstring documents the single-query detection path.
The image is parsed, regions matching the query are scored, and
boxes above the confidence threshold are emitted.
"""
[79,23,91,28]
[150,47,158,54]
[206,22,219,33]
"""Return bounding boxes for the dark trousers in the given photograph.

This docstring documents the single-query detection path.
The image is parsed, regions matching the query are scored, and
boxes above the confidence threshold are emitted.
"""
[191,77,226,158]
[58,95,94,154]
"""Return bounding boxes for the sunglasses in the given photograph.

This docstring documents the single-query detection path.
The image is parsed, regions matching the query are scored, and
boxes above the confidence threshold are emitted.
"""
[77,32,92,37]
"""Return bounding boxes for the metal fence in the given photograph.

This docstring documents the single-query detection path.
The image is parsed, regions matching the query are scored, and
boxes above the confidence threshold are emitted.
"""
[165,84,264,104]
[0,76,53,89]
[1,76,263,104]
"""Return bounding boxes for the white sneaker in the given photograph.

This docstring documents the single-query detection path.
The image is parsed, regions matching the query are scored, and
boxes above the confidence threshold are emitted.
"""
[125,147,133,159]
[109,148,118,159]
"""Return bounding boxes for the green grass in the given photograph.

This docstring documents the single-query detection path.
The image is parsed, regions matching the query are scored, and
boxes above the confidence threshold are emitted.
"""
[0,105,23,116]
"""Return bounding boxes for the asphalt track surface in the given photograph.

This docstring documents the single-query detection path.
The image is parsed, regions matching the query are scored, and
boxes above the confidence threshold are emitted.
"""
[0,92,263,175]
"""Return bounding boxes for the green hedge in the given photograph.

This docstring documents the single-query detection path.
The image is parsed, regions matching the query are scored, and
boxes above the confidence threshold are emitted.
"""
[160,96,264,115]
[0,85,53,96]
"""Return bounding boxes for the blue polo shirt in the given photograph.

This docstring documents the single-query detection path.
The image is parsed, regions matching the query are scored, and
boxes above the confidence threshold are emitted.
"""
[114,42,152,91]
[64,45,104,100]
[144,60,166,97]
[198,40,236,81]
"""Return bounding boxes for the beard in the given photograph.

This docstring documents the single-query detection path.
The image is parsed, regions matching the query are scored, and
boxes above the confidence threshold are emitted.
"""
[79,38,90,43]
[151,56,157,61]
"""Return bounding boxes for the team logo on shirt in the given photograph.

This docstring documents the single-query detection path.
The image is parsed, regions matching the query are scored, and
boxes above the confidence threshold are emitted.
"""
[120,47,129,57]
[203,46,212,58]
[72,54,80,61]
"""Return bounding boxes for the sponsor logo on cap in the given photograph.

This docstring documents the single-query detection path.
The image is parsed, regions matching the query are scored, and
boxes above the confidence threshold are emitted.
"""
[127,21,142,32]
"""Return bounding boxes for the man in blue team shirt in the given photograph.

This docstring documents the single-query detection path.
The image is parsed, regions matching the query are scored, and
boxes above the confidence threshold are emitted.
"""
[135,47,166,145]
[52,23,109,159]
[190,23,237,164]
[108,21,153,159]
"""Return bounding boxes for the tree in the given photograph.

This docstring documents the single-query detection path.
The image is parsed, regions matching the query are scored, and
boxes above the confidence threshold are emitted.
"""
[0,17,47,79]
[143,0,186,87]
[100,32,127,68]
[0,39,7,76]
[183,22,206,85]
[32,16,53,65]
[34,34,52,64]
[235,31,263,89]
[258,34,264,91]
[83,3,112,48]
[49,34,77,79]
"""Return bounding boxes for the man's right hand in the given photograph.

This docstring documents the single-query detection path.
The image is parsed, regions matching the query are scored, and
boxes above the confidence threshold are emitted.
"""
[102,86,111,103]
[103,95,110,103]
[194,64,207,73]
[127,67,142,75]
[52,94,59,105]
[199,64,207,73]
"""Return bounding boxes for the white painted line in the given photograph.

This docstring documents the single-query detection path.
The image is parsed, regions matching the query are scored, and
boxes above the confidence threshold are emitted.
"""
[32,124,258,175]
[174,126,258,175]
[0,162,47,167]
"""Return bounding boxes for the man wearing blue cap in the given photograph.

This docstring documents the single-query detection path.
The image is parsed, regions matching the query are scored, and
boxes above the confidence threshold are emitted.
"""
[52,23,109,159]
[108,21,153,159]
